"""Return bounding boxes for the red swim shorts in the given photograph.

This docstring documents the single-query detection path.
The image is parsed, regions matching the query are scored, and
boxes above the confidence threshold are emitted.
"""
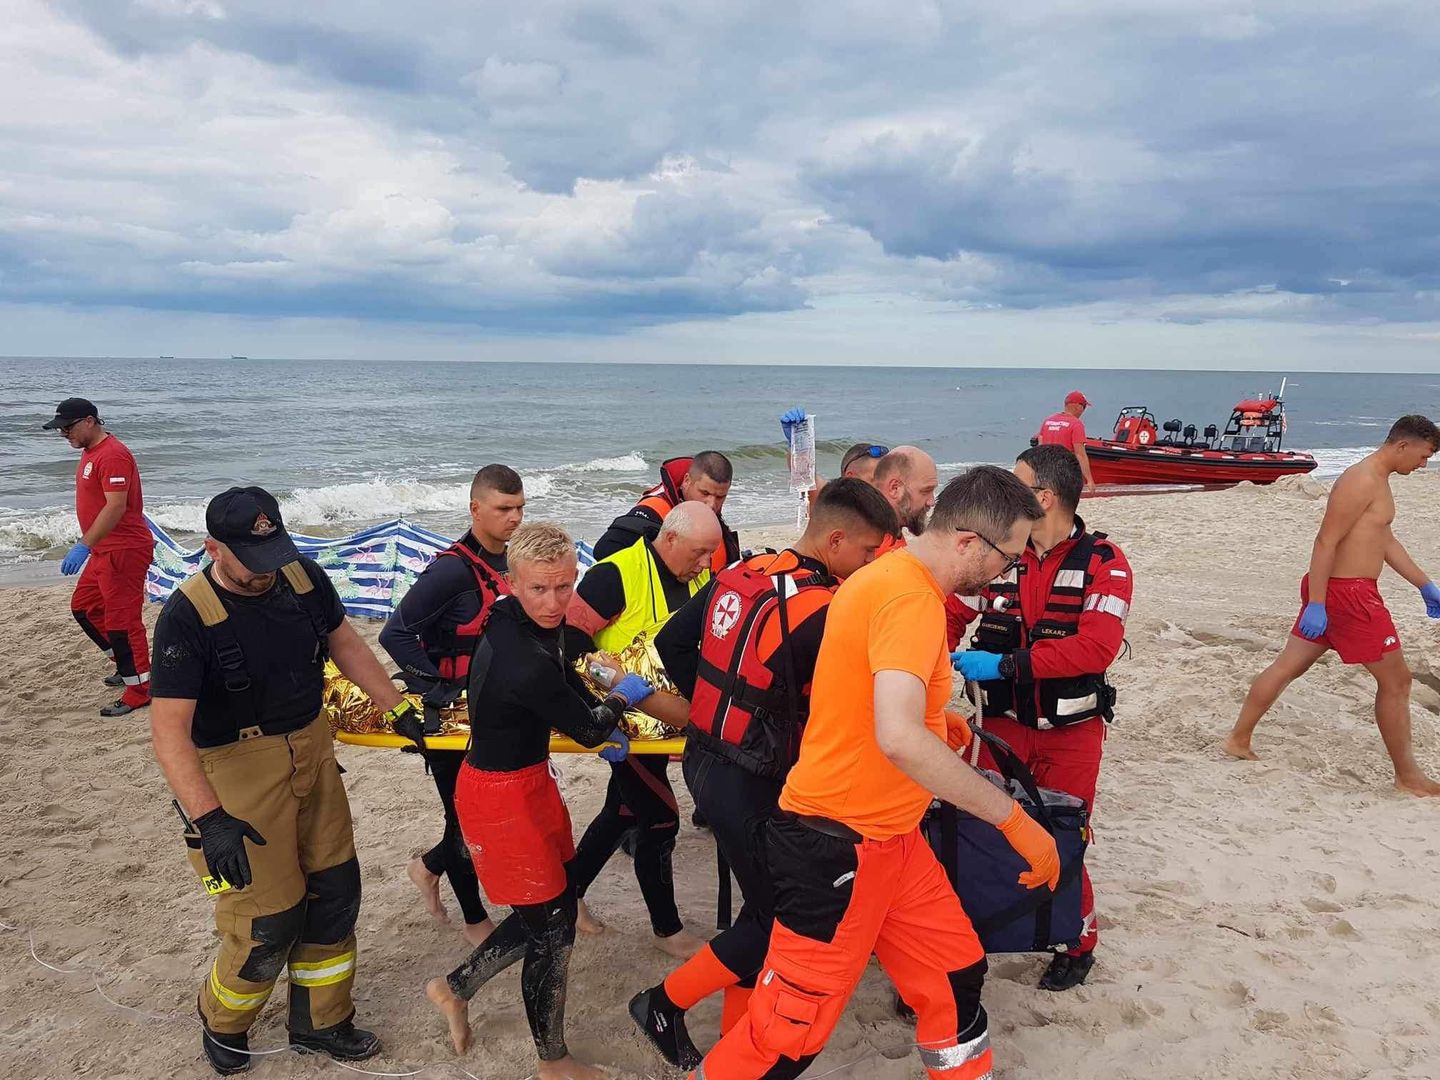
[1292,575,1401,665]
[455,760,574,906]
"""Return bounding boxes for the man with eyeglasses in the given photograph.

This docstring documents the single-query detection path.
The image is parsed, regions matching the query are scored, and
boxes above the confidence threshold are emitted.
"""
[689,466,1056,1080]
[947,443,1133,991]
[43,397,156,716]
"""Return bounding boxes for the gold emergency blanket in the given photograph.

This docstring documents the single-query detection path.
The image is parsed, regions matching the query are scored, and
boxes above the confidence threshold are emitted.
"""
[323,630,682,741]
[570,632,681,740]
[322,661,470,736]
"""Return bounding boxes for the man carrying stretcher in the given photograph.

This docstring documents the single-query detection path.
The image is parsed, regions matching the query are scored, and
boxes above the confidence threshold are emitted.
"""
[691,467,1059,1080]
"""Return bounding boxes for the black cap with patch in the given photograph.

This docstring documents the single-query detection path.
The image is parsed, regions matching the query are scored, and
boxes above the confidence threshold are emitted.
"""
[42,397,100,430]
[205,486,301,573]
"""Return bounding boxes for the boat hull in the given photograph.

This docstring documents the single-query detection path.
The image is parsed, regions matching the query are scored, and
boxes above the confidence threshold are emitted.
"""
[1085,440,1317,487]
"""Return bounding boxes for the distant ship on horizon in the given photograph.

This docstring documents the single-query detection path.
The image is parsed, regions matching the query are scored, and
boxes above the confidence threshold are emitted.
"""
[230,354,248,360]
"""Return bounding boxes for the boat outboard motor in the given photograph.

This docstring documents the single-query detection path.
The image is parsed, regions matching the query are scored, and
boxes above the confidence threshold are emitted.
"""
[1161,419,1183,444]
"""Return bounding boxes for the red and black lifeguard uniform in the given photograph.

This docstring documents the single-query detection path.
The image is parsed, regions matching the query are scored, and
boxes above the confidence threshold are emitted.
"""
[444,595,624,1065]
[71,433,155,707]
[946,518,1131,961]
[380,531,509,928]
[592,456,741,574]
[632,550,833,1066]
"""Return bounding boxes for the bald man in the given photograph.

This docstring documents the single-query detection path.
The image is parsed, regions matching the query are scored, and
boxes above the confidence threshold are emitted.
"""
[873,446,940,538]
[563,502,721,959]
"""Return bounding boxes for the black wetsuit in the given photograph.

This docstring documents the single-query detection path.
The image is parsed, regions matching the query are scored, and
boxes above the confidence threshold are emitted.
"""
[592,504,742,565]
[379,532,506,927]
[444,597,622,1062]
[564,557,692,938]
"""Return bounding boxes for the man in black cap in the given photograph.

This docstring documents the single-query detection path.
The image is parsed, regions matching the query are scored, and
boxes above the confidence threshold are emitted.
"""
[44,397,156,716]
[149,486,418,1075]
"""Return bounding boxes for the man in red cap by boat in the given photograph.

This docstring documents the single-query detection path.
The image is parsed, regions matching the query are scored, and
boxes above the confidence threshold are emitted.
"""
[1224,415,1440,797]
[1036,392,1096,493]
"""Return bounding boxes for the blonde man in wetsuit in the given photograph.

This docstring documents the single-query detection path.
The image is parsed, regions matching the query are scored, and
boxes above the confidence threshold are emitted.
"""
[1224,415,1440,796]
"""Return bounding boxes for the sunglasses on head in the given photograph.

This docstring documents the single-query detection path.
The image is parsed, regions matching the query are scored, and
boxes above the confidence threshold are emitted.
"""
[865,445,890,458]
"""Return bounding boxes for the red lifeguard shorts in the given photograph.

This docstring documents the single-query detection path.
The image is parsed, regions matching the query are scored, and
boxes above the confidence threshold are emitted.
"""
[1292,575,1401,665]
[455,760,574,906]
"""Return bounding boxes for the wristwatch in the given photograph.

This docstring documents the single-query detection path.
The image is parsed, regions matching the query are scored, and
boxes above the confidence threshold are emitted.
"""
[997,654,1017,680]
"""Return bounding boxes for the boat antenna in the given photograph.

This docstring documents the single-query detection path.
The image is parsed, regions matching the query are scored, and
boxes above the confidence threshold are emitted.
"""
[1278,376,1288,401]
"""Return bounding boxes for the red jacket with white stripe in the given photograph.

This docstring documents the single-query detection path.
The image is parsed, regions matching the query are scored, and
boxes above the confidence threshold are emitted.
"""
[946,518,1131,728]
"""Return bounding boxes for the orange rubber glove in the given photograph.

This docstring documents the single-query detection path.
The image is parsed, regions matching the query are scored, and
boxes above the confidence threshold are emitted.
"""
[943,708,974,752]
[996,802,1060,891]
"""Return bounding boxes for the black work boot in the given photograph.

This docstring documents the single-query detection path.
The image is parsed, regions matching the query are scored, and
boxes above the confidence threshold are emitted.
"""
[200,1022,250,1075]
[104,671,124,687]
[1039,951,1095,992]
[630,985,702,1070]
[289,1020,382,1061]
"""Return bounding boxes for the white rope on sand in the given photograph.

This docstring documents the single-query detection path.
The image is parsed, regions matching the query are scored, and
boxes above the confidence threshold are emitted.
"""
[0,920,500,1080]
[2,919,940,1079]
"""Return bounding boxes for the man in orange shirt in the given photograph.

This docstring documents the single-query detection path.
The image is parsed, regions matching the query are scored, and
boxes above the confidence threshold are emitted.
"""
[691,466,1060,1080]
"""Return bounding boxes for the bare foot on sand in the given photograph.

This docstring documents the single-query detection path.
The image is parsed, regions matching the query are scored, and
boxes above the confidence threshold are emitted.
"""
[426,977,471,1054]
[538,1055,610,1080]
[576,899,607,936]
[655,928,706,960]
[409,858,449,924]
[1221,734,1259,761]
[1394,772,1440,797]
[461,918,498,948]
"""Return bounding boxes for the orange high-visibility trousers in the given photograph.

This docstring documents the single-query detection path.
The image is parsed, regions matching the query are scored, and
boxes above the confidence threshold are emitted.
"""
[692,812,992,1080]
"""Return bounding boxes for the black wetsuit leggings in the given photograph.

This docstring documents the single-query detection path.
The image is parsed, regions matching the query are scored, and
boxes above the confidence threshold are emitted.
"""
[682,747,784,986]
[420,750,490,926]
[446,879,578,1062]
[569,755,683,937]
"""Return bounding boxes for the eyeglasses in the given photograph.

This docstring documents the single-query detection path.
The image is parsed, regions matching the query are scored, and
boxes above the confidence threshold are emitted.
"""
[58,420,85,435]
[973,531,1025,575]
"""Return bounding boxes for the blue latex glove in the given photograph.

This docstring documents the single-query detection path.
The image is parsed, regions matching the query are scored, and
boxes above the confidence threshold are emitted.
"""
[1296,602,1328,640]
[950,650,1005,682]
[779,408,807,446]
[598,727,631,763]
[1422,582,1440,619]
[611,673,655,708]
[60,542,91,576]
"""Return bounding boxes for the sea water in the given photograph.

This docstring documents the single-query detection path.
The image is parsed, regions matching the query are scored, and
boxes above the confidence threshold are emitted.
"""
[2,357,1435,564]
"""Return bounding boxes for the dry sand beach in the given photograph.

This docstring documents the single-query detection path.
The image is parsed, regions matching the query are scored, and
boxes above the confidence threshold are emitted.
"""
[3,476,1440,1079]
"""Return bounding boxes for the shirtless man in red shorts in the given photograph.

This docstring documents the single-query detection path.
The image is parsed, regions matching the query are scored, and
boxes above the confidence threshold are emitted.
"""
[1224,415,1440,796]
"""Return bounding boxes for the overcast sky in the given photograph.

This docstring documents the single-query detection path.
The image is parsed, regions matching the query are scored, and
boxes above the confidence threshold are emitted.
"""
[4,0,1440,368]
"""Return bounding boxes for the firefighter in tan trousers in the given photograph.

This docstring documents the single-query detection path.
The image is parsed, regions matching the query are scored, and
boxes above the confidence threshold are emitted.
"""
[149,487,420,1075]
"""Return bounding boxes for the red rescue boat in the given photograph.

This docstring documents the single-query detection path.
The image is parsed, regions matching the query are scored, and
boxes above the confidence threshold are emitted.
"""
[1084,395,1317,487]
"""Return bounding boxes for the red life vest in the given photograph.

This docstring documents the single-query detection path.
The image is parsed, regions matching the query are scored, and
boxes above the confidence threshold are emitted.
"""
[688,551,834,779]
[618,456,740,574]
[970,531,1117,728]
[429,541,510,681]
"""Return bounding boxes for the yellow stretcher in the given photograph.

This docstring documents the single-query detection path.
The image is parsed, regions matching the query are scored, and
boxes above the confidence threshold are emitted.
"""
[334,730,688,755]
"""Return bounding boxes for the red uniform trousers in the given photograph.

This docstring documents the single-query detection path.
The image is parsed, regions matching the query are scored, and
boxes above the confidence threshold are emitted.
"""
[693,815,992,1080]
[975,713,1104,954]
[71,544,153,704]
